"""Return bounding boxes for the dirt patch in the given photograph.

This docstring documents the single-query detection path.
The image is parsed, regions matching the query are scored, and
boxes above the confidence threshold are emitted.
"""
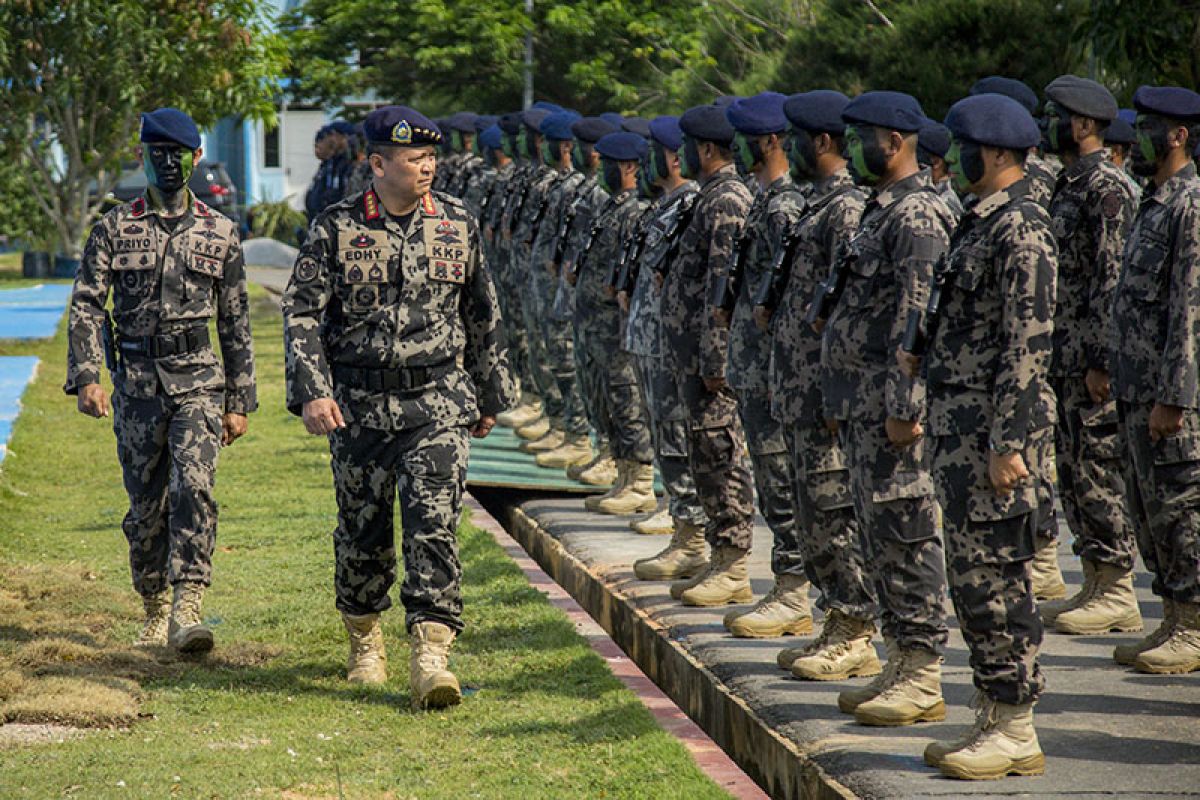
[0,722,90,748]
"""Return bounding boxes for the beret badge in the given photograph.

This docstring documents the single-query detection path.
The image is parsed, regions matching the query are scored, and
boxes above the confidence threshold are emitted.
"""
[392,120,413,145]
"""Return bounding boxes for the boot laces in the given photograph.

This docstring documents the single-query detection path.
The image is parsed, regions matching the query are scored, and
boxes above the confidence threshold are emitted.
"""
[959,692,1000,752]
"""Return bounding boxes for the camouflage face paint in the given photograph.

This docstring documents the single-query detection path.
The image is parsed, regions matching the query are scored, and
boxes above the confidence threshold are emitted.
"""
[844,125,886,186]
[1133,113,1166,177]
[679,136,701,179]
[787,127,817,181]
[733,132,757,174]
[144,145,193,194]
[946,140,971,194]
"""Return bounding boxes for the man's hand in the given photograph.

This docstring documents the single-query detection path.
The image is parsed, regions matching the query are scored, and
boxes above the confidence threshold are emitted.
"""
[302,398,346,435]
[989,450,1029,496]
[654,272,664,289]
[824,418,840,435]
[885,416,923,448]
[752,305,772,332]
[472,415,497,439]
[712,307,731,329]
[77,383,109,418]
[897,347,921,379]
[703,375,728,394]
[1150,403,1185,442]
[617,291,630,313]
[1085,368,1111,404]
[221,413,248,446]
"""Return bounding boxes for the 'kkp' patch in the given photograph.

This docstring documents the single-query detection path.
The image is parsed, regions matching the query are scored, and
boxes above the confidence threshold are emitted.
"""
[422,217,469,284]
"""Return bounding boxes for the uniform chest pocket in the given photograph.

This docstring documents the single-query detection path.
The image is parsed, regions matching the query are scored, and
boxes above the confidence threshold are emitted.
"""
[1052,203,1082,244]
[840,246,881,308]
[952,246,991,293]
[1123,232,1169,303]
[112,230,158,304]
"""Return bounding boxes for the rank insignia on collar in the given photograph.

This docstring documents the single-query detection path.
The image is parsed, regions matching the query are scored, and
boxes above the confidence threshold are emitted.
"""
[391,120,413,145]
[349,233,376,248]
[420,193,438,216]
[130,197,146,218]
[194,200,211,217]
[364,189,381,220]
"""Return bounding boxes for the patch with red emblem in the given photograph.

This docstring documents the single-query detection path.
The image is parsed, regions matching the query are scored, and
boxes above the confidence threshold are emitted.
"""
[422,217,469,284]
[338,227,394,284]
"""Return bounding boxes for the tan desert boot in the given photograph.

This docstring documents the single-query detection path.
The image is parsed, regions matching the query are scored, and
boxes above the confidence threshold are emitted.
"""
[567,445,609,480]
[134,590,171,648]
[519,427,565,454]
[679,545,753,607]
[837,635,899,713]
[789,614,882,680]
[1030,537,1067,600]
[168,582,214,654]
[1134,601,1200,674]
[631,506,674,535]
[938,698,1045,780]
[634,520,708,581]
[574,453,618,486]
[724,574,813,638]
[410,622,463,710]
[536,434,594,469]
[515,416,550,441]
[852,647,944,726]
[497,397,542,428]
[1054,561,1143,635]
[595,461,658,515]
[1040,558,1097,625]
[342,612,387,684]
[778,609,844,670]
[1114,598,1176,665]
[585,460,629,511]
[924,690,990,767]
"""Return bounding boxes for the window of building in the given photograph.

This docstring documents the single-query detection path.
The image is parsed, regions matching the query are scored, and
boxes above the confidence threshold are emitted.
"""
[263,123,280,168]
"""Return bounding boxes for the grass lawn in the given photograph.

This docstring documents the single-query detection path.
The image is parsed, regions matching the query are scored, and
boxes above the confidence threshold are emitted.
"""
[0,286,732,799]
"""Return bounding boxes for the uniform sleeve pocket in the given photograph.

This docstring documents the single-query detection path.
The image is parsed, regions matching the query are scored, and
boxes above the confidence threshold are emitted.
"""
[1079,399,1121,459]
[870,470,934,504]
[967,483,1038,523]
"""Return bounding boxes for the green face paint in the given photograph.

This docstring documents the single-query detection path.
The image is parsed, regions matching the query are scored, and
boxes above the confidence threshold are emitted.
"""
[946,140,971,193]
[844,126,883,186]
[144,146,193,194]
[541,139,557,168]
[516,129,528,161]
[732,133,756,174]
[451,130,462,153]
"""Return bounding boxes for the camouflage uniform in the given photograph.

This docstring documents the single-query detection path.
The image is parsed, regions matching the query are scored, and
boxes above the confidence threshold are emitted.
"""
[531,170,591,437]
[926,178,1056,704]
[281,187,516,630]
[489,161,536,400]
[822,169,951,653]
[461,158,497,221]
[726,175,805,576]
[1111,162,1200,606]
[626,182,706,525]
[512,165,566,424]
[1025,154,1058,209]
[934,178,965,221]
[448,152,483,199]
[574,187,653,464]
[1048,150,1138,570]
[662,163,755,548]
[763,169,875,617]
[65,193,257,596]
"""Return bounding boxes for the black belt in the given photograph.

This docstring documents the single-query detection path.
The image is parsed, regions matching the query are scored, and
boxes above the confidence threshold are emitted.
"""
[332,361,455,392]
[117,326,209,358]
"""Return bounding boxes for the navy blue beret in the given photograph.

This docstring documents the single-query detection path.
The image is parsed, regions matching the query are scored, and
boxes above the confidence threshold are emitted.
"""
[726,92,788,135]
[1133,85,1200,122]
[330,120,357,137]
[498,112,523,135]
[595,131,648,162]
[540,110,581,141]
[842,91,927,133]
[1104,118,1136,145]
[621,117,652,138]
[479,124,503,151]
[1045,75,1117,121]
[917,123,952,159]
[945,94,1040,150]
[533,101,564,113]
[474,114,498,133]
[140,107,201,150]
[444,112,479,133]
[783,90,850,134]
[648,116,683,151]
[969,76,1039,114]
[599,112,625,128]
[680,104,736,145]
[1118,108,1136,125]
[363,105,443,146]
[572,117,618,144]
[521,108,551,132]
[314,124,332,143]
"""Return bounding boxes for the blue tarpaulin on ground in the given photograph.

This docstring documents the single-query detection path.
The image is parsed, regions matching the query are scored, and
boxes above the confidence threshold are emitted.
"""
[0,284,73,339]
[0,356,39,463]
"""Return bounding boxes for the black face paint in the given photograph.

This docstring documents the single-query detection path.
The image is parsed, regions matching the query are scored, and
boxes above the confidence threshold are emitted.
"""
[787,128,818,180]
[957,139,986,185]
[572,142,592,172]
[484,147,498,168]
[680,137,702,179]
[844,125,889,186]
[525,130,540,160]
[1042,103,1075,155]
[651,142,671,180]
[599,160,624,195]
[144,145,192,194]
[1133,114,1169,177]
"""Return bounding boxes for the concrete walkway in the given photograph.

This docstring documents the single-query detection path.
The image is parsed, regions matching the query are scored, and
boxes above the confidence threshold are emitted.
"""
[478,491,1200,800]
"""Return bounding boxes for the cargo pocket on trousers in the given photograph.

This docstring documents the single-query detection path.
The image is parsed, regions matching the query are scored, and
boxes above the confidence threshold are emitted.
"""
[1079,399,1121,459]
[1153,431,1200,507]
[963,484,1038,564]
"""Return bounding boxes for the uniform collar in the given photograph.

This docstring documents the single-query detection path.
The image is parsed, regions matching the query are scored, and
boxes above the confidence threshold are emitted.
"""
[1149,162,1197,205]
[700,162,739,189]
[810,168,854,203]
[131,188,202,220]
[970,177,1029,219]
[872,168,931,210]
[1062,149,1106,183]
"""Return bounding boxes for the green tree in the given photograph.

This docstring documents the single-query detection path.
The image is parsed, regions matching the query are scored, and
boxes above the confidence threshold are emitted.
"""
[0,0,286,257]
[1076,0,1200,102]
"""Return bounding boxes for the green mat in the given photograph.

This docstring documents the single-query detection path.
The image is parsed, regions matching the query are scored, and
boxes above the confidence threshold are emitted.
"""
[468,427,664,494]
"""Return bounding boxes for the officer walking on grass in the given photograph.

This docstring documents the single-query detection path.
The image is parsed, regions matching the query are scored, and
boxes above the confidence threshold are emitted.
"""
[281,106,516,709]
[65,107,257,655]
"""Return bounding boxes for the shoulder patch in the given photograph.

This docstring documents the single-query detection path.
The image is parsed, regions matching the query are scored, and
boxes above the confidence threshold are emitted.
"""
[294,255,319,283]
[130,197,146,218]
[1101,191,1124,220]
[194,199,212,217]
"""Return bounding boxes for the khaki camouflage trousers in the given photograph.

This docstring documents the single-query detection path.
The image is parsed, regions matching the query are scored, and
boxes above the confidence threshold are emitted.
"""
[844,417,949,653]
[678,373,755,549]
[784,423,875,619]
[328,420,469,632]
[736,391,801,576]
[933,428,1050,705]
[492,241,536,399]
[537,268,589,436]
[1120,402,1200,605]
[638,355,706,526]
[112,387,223,596]
[1053,376,1137,571]
[516,247,563,417]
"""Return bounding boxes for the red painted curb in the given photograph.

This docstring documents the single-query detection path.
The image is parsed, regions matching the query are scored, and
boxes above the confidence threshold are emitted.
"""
[465,496,769,800]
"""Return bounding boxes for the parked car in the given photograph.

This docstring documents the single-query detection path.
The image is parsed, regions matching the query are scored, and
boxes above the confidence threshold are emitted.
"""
[92,161,240,221]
